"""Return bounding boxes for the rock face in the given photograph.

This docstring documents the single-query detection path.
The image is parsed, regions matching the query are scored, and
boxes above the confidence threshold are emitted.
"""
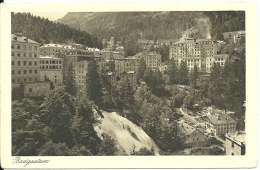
[94,111,160,155]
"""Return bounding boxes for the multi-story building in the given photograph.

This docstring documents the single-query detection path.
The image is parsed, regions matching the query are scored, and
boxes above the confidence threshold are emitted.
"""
[169,37,228,73]
[120,71,137,91]
[39,56,63,87]
[223,30,245,44]
[203,114,237,136]
[226,132,245,155]
[11,33,41,91]
[114,57,140,77]
[135,51,161,69]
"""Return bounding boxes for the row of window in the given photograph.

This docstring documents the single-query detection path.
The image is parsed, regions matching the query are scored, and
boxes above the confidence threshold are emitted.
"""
[12,44,38,51]
[12,77,37,83]
[12,69,38,75]
[40,65,62,69]
[40,60,62,64]
[12,52,37,58]
[12,61,38,66]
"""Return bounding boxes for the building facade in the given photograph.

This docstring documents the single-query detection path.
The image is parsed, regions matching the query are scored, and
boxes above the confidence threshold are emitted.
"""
[115,57,140,77]
[142,51,161,69]
[181,122,207,147]
[39,56,63,87]
[203,114,237,136]
[226,133,245,155]
[169,38,227,73]
[11,33,40,91]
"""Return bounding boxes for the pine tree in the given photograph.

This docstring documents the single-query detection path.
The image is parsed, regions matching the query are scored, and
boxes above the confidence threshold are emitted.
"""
[86,60,102,104]
[137,58,146,80]
[167,58,178,84]
[178,60,188,85]
[189,64,199,88]
[65,62,77,96]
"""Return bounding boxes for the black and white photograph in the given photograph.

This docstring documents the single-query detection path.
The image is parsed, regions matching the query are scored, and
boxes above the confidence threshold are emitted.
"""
[0,1,258,169]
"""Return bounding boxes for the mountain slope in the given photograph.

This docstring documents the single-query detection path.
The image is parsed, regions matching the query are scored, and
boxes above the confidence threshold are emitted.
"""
[58,11,245,42]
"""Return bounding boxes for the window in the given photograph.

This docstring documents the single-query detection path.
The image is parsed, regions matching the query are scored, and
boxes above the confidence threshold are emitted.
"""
[23,45,26,50]
[18,70,20,74]
[17,53,20,57]
[12,61,14,65]
[29,70,32,74]
[12,70,14,75]
[46,66,48,69]
[35,70,37,74]
[11,44,14,49]
[34,54,37,57]
[17,44,20,49]
[18,61,20,66]
[55,76,57,83]
[232,153,234,156]
[46,60,48,64]
[24,70,26,74]
[29,78,32,81]
[35,61,37,65]
[12,52,14,57]
[35,78,37,81]
[197,138,199,141]
[23,61,26,66]
[29,88,32,92]
[29,61,32,65]
[232,142,234,148]
[24,78,26,82]
[29,46,32,51]
[12,79,14,83]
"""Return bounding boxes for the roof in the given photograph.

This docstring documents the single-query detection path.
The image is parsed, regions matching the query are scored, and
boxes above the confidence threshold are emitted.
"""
[207,114,236,125]
[226,132,246,145]
[11,34,39,44]
[181,122,196,135]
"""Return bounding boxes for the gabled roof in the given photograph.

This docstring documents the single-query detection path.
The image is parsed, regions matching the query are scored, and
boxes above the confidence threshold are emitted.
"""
[181,122,197,135]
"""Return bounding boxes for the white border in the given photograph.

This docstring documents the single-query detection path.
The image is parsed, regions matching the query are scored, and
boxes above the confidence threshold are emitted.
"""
[1,2,258,169]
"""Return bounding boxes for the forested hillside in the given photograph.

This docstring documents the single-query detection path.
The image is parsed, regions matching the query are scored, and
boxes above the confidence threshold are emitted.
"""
[11,12,102,48]
[58,11,245,42]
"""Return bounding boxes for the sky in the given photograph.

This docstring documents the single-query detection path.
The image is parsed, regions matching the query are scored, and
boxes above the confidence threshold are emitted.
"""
[30,12,68,21]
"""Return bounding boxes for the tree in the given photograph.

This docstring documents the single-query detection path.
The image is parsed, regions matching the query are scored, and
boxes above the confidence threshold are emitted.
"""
[39,141,68,156]
[167,58,178,84]
[64,62,77,96]
[178,60,188,85]
[130,146,154,156]
[189,64,199,88]
[86,59,102,104]
[98,133,118,156]
[71,93,101,154]
[137,58,146,80]
[67,145,93,156]
[116,77,134,109]
[39,87,74,147]
[143,67,154,87]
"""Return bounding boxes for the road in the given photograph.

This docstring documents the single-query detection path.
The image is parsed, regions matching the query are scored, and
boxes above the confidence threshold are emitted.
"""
[179,107,198,124]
